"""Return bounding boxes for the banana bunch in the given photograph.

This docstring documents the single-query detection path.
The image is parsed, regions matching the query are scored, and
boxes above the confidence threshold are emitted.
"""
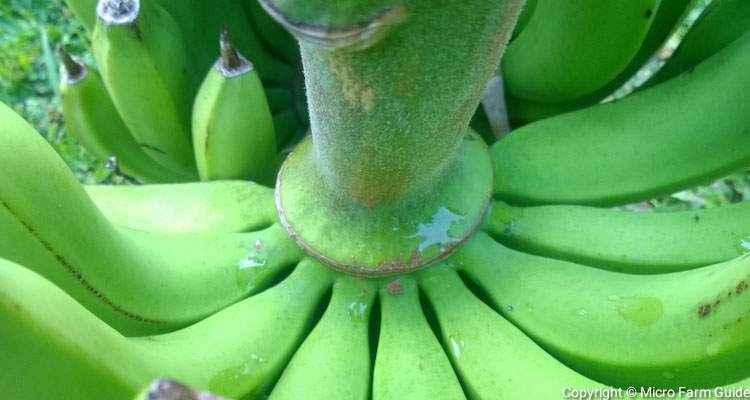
[3,0,750,399]
[60,0,306,183]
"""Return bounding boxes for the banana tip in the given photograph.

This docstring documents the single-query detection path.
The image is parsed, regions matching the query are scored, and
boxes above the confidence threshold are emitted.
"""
[58,45,87,84]
[217,28,254,78]
[97,0,140,26]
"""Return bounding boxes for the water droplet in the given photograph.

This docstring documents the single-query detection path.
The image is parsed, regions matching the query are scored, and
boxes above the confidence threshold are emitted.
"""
[505,305,514,312]
[407,207,464,253]
[741,238,750,252]
[449,335,465,359]
[237,239,270,293]
[348,302,368,321]
[576,308,588,317]
[662,371,675,380]
[706,341,721,357]
[616,296,663,327]
[239,239,268,269]
[208,354,267,395]
[240,256,267,269]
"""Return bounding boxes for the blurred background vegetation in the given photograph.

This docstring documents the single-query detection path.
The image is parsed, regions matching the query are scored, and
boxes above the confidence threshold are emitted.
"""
[1,0,748,208]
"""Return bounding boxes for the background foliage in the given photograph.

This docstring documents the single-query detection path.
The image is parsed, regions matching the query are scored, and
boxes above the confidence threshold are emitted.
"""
[1,0,748,205]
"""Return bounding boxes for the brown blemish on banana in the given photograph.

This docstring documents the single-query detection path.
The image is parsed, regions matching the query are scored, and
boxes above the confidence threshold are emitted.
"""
[258,0,406,51]
[0,199,165,324]
[138,142,167,155]
[328,52,375,112]
[387,279,403,295]
[699,304,712,317]
[698,275,750,319]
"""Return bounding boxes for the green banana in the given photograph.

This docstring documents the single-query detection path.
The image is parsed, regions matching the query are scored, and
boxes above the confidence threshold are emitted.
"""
[92,0,197,176]
[493,29,750,206]
[192,31,278,184]
[486,201,750,273]
[0,102,301,334]
[417,264,605,398]
[647,0,750,88]
[373,277,465,400]
[59,46,192,183]
[458,232,750,388]
[0,256,334,399]
[85,181,277,234]
[509,0,536,40]
[502,0,658,103]
[0,258,147,400]
[244,0,299,66]
[269,276,376,400]
[63,0,97,31]
[155,0,293,95]
[506,0,693,125]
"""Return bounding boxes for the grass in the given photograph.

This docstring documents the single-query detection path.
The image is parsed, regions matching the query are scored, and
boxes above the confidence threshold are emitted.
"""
[1,0,748,207]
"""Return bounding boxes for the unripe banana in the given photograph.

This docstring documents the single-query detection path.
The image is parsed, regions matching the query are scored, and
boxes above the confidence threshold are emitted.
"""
[0,102,301,334]
[373,277,466,400]
[0,256,334,399]
[506,0,692,125]
[458,233,750,388]
[493,30,750,206]
[0,258,151,400]
[193,31,278,184]
[85,181,278,234]
[502,0,658,103]
[59,46,192,183]
[92,0,197,176]
[486,201,750,274]
[646,0,750,87]
[243,0,299,65]
[269,276,376,400]
[155,0,293,96]
[509,0,536,40]
[417,264,605,398]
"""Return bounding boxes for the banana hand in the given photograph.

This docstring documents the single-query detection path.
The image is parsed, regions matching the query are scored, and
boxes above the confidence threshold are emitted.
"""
[458,233,750,388]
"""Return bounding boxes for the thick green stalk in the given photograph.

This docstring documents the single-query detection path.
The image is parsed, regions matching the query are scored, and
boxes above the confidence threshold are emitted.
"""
[264,0,524,206]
